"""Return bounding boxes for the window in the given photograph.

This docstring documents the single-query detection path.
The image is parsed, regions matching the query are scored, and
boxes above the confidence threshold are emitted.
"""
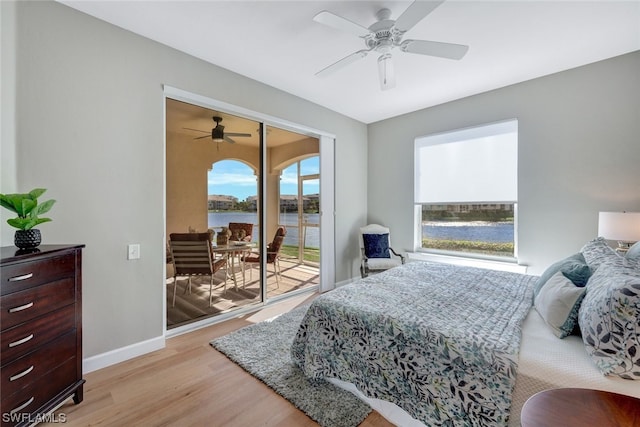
[414,120,518,258]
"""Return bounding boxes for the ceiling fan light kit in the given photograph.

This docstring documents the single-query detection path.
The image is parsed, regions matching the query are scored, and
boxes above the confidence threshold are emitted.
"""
[184,116,251,144]
[211,116,225,142]
[313,0,468,91]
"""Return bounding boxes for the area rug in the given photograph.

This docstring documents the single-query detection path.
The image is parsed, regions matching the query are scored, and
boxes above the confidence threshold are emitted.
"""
[210,305,372,427]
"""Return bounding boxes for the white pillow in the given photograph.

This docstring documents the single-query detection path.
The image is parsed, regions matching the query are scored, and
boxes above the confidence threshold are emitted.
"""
[625,241,640,263]
[534,271,586,338]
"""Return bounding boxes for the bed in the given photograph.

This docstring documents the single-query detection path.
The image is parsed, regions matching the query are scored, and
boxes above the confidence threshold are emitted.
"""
[291,238,640,427]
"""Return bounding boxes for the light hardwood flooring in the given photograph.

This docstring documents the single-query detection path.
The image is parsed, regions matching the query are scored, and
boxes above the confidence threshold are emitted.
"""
[45,294,394,427]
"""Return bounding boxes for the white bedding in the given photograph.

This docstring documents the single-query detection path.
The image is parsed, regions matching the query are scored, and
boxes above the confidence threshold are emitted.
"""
[509,308,640,426]
[331,307,640,427]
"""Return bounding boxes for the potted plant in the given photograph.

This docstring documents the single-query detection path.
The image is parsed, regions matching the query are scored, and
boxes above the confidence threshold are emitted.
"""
[0,188,56,249]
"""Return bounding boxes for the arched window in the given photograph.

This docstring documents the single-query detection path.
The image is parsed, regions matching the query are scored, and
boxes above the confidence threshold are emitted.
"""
[207,159,257,230]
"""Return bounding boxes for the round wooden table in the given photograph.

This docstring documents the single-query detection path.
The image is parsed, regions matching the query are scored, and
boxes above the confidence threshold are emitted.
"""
[521,388,640,427]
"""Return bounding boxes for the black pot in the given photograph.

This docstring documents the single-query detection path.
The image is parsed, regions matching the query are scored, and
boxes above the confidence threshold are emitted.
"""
[15,229,42,249]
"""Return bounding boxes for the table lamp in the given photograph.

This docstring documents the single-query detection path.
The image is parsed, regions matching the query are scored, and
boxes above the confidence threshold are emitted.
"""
[598,211,640,249]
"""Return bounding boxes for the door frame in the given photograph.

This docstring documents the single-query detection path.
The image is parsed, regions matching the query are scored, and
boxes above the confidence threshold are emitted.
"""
[163,85,335,337]
[297,171,320,263]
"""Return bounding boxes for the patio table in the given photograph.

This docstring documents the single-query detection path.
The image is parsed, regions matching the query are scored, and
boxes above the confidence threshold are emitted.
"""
[212,242,255,290]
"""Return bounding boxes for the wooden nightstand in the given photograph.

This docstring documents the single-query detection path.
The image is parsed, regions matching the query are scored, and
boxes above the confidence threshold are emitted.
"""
[521,388,640,427]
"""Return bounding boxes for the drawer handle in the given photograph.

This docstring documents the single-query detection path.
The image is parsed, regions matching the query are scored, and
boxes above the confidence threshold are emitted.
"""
[9,365,34,382]
[8,333,34,348]
[10,396,35,414]
[8,272,34,282]
[9,302,34,313]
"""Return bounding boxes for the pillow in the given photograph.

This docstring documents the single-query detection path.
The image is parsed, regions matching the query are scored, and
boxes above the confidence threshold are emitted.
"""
[578,264,640,379]
[535,271,586,338]
[533,252,590,297]
[560,261,592,287]
[363,233,390,258]
[625,241,640,262]
[580,237,624,270]
[231,229,247,241]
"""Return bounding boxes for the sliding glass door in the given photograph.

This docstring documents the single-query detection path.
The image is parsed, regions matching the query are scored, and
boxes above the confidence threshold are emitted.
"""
[267,154,320,299]
[165,91,328,331]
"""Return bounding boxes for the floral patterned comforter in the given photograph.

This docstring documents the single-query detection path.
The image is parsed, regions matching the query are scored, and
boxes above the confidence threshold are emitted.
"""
[291,261,536,426]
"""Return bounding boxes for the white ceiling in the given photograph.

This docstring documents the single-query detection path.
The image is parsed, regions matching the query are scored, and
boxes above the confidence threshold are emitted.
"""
[60,1,640,124]
[166,98,312,147]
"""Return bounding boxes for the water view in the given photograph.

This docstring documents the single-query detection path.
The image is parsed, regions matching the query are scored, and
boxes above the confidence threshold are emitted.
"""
[423,221,514,243]
[210,213,511,249]
[209,212,320,248]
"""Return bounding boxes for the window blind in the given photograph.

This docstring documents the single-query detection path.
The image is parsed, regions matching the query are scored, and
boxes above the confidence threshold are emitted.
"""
[414,120,518,204]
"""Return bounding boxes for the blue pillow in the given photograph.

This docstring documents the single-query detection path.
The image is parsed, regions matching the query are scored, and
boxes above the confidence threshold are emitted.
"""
[363,233,390,258]
[561,262,592,287]
[533,253,591,297]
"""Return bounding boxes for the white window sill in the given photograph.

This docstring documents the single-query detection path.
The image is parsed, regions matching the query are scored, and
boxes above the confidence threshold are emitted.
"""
[407,251,528,274]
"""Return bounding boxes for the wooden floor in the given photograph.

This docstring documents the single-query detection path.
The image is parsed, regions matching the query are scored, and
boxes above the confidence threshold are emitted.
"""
[45,294,394,427]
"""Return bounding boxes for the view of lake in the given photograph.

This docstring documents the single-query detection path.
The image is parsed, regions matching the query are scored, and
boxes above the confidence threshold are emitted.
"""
[423,221,514,243]
[209,212,320,248]
[211,213,513,247]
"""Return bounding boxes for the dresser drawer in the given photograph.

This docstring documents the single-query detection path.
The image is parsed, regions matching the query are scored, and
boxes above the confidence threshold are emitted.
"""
[1,332,76,399]
[1,245,84,426]
[1,278,76,330]
[1,253,76,296]
[0,357,76,426]
[1,305,75,366]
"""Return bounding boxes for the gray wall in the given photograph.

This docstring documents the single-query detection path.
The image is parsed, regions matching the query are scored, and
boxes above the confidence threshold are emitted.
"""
[2,1,368,358]
[1,1,18,242]
[368,51,640,275]
[4,0,638,364]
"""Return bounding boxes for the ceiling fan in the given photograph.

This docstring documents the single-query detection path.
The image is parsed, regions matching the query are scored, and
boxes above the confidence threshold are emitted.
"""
[184,116,251,144]
[313,0,469,90]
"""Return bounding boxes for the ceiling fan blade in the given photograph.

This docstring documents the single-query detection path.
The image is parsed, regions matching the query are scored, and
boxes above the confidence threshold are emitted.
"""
[224,136,236,144]
[316,49,370,78]
[400,39,469,60]
[194,135,211,140]
[394,0,445,33]
[183,127,209,134]
[313,11,370,37]
[225,132,252,138]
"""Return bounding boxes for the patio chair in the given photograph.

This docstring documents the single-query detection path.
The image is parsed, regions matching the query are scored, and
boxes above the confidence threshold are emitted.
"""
[359,224,405,278]
[169,232,227,307]
[242,226,286,288]
[228,222,253,242]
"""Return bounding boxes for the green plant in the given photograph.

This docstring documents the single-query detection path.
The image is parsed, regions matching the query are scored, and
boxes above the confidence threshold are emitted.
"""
[281,244,320,263]
[422,238,514,257]
[0,188,56,230]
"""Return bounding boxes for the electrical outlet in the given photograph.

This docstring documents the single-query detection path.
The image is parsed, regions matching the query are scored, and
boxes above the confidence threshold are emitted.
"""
[127,244,141,260]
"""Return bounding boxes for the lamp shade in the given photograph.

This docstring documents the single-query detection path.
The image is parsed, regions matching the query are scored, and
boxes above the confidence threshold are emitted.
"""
[598,212,640,242]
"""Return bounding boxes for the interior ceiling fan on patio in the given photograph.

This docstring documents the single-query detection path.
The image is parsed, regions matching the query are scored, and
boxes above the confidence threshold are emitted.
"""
[313,0,469,90]
[184,116,251,144]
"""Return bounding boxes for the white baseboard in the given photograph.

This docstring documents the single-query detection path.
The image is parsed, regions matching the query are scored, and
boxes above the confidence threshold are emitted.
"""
[334,277,357,288]
[83,335,165,374]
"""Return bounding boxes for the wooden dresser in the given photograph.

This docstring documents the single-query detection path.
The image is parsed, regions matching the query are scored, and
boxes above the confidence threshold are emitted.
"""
[1,245,85,426]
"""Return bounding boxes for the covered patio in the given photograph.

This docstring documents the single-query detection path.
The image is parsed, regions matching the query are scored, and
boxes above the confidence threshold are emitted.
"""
[166,257,319,329]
